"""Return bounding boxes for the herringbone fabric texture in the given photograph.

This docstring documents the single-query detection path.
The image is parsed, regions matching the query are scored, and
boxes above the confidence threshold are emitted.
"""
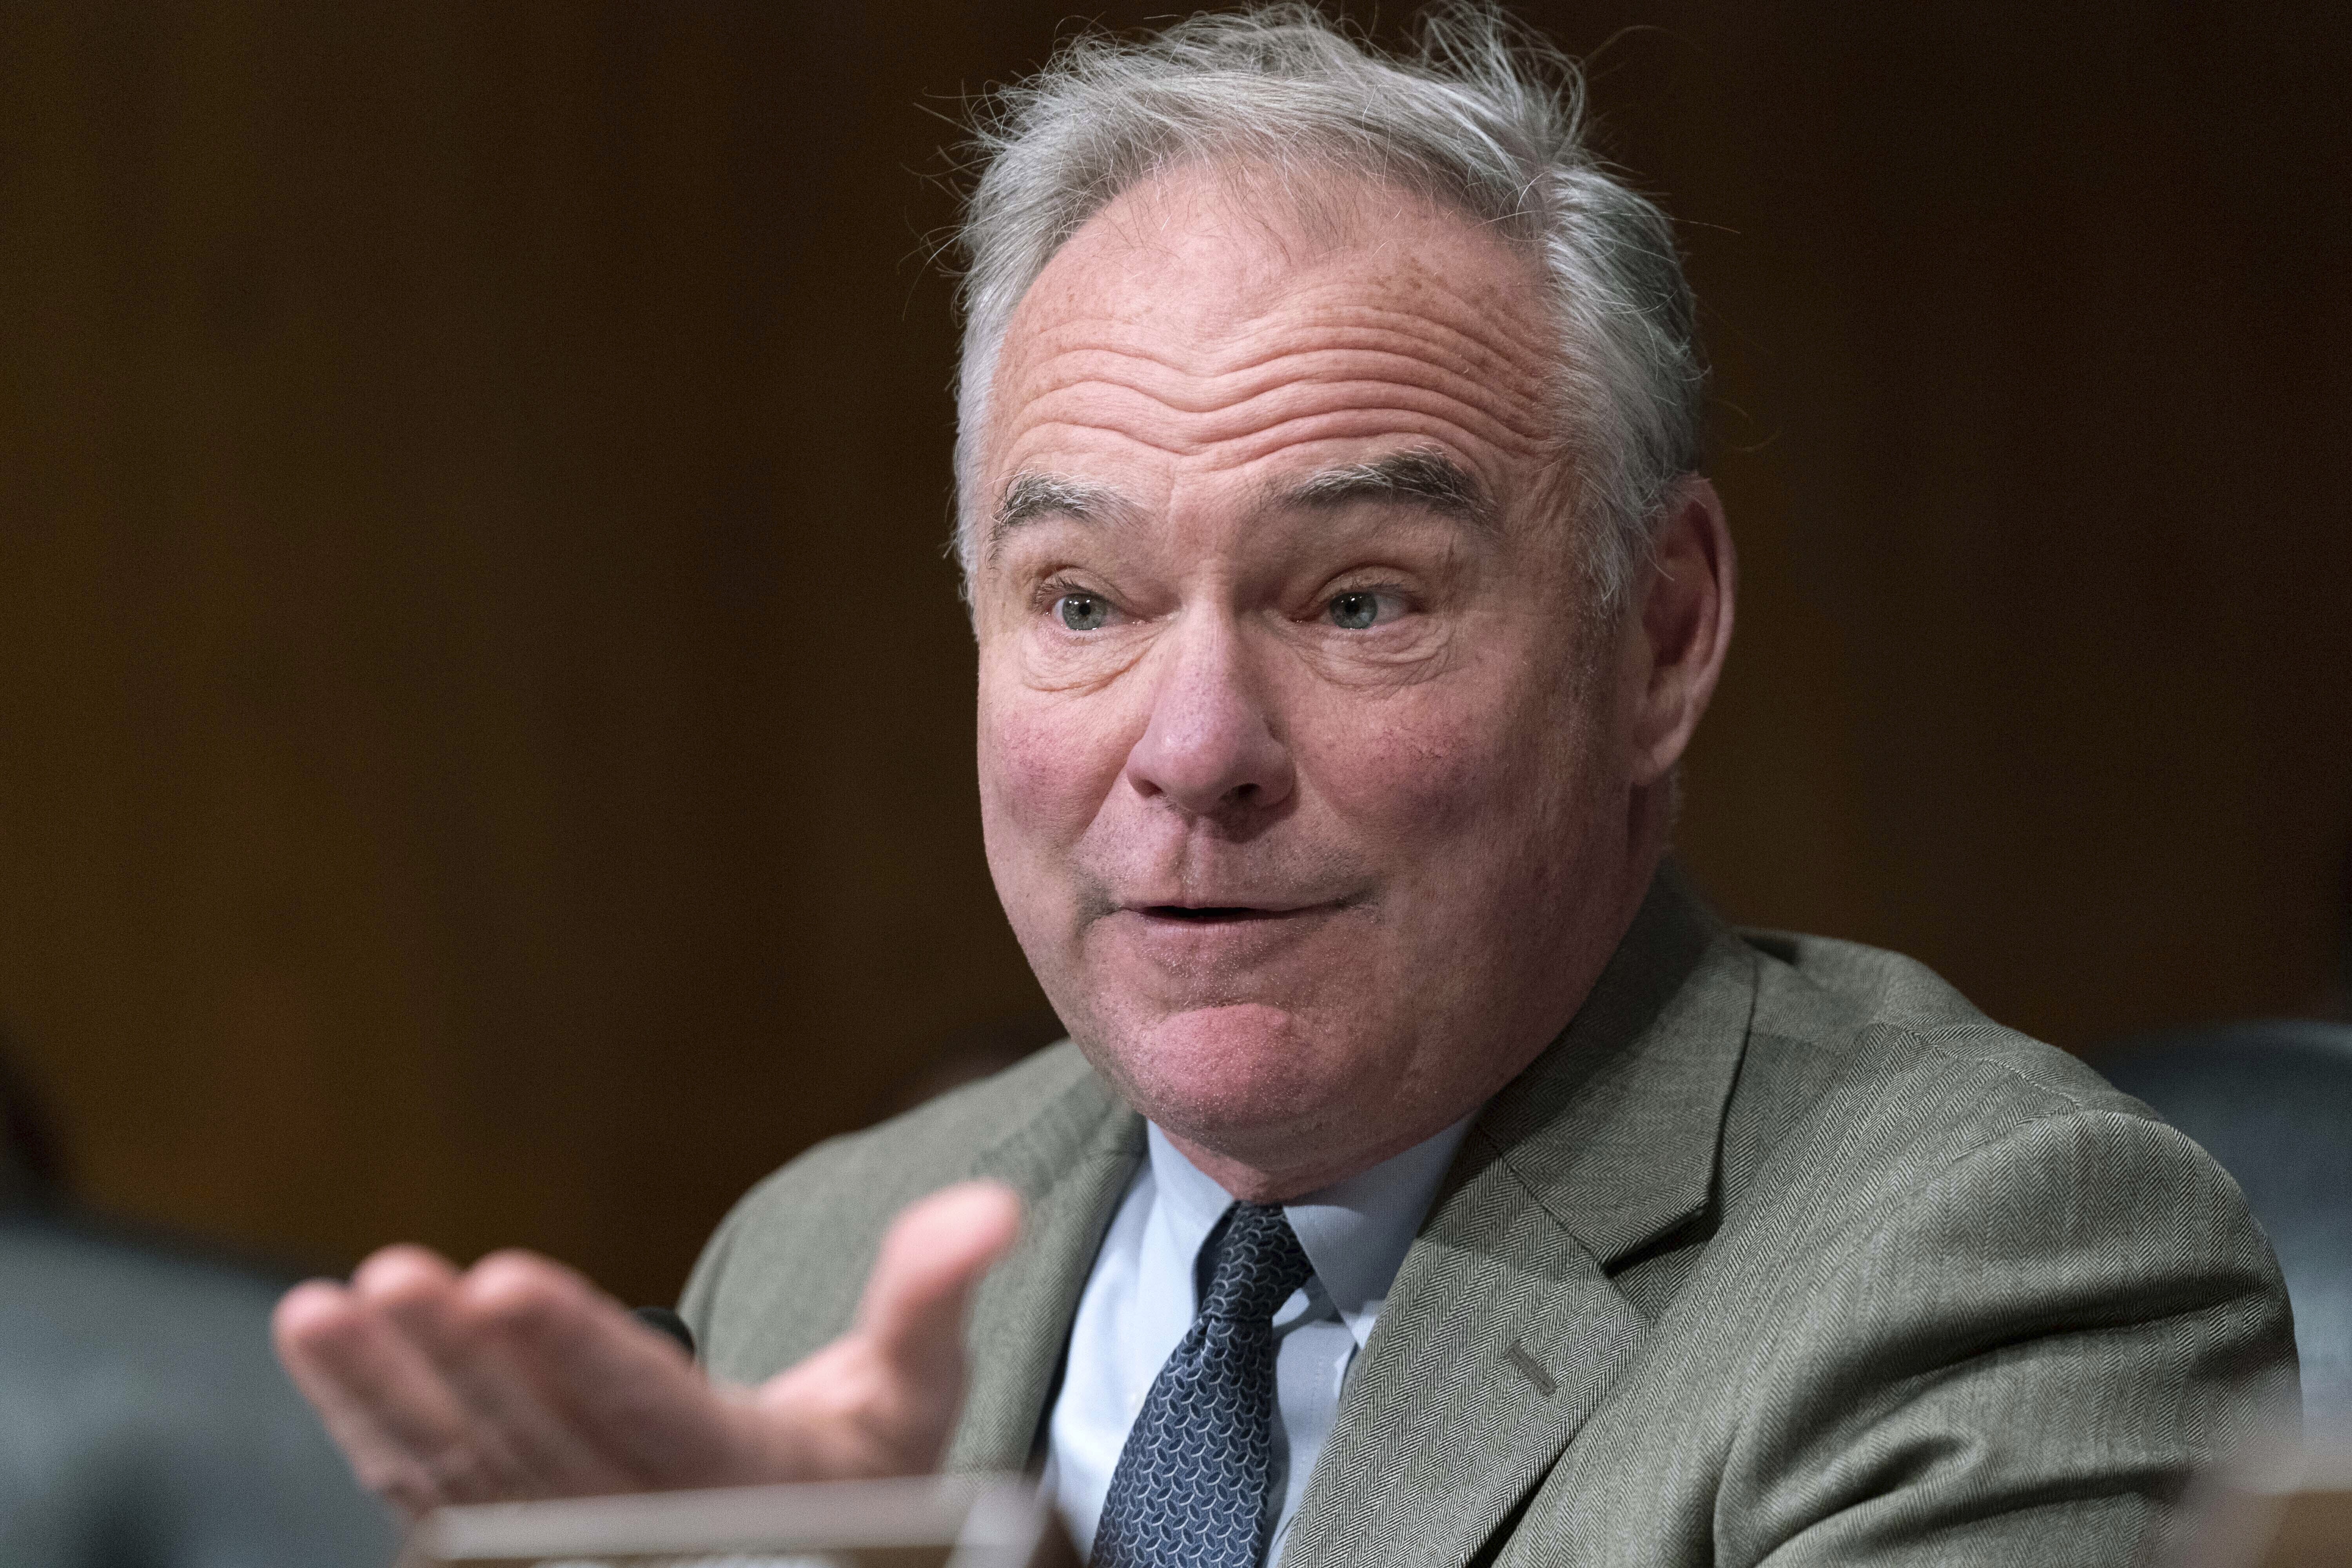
[1089,1202,1312,1568]
[685,870,2298,1566]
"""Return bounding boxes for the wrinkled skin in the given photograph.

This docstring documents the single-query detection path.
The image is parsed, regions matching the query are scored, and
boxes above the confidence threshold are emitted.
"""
[272,162,1732,1519]
[971,165,1732,1197]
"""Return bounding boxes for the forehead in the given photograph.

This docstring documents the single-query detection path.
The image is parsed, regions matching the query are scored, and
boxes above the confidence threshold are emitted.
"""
[982,163,1562,494]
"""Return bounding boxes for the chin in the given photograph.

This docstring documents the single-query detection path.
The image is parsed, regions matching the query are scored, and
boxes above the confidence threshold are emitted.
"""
[1084,1000,1367,1152]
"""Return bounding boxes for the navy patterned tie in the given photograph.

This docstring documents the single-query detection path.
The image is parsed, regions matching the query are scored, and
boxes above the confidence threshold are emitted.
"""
[1090,1201,1315,1568]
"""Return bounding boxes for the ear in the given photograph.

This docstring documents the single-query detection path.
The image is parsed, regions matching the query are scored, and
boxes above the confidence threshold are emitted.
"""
[1623,476,1735,786]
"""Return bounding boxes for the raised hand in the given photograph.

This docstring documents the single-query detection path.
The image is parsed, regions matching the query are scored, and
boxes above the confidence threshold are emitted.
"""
[272,1181,1022,1521]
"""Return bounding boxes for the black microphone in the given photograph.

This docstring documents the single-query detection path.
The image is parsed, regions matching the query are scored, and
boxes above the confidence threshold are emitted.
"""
[631,1305,697,1360]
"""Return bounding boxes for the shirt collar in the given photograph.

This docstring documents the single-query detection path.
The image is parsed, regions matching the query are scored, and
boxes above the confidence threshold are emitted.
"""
[1143,1110,1480,1350]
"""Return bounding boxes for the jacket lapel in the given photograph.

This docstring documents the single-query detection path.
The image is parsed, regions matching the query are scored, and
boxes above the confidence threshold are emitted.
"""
[1279,866,1759,1568]
[946,1065,1145,1473]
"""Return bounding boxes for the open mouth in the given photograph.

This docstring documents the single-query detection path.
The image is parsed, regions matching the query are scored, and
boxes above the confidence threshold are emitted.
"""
[1140,905,1291,923]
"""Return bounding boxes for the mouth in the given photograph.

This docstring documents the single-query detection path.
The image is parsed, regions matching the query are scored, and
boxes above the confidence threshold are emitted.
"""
[1136,904,1297,924]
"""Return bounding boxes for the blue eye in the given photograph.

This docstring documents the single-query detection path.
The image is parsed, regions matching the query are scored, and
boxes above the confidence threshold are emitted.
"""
[1057,593,1110,632]
[1328,591,1383,630]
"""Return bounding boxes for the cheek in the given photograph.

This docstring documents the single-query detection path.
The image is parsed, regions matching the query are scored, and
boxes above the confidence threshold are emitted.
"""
[1298,680,1564,851]
[976,679,1132,857]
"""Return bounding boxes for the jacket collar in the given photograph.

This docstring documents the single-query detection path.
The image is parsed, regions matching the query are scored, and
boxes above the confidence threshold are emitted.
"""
[939,860,1760,1549]
[1464,859,1757,1269]
[945,1060,1143,1473]
[1279,862,1759,1568]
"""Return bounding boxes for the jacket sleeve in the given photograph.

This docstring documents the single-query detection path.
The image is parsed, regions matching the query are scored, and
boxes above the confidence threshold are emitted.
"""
[1719,1109,2297,1568]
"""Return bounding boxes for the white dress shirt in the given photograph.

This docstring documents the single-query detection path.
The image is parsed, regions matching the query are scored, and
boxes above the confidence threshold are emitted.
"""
[1045,1113,1478,1563]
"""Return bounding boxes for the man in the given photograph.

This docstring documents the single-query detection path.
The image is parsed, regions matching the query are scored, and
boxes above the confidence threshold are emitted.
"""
[275,8,2296,1564]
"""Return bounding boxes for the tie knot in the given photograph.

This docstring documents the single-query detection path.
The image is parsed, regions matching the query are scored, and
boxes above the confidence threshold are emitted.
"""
[1200,1201,1313,1322]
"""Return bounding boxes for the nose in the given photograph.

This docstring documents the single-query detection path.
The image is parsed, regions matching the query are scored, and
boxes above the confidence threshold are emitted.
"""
[1122,614,1295,820]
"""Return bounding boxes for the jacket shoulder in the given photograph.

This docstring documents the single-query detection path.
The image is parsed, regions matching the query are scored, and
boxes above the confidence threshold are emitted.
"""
[1700,938,2296,1564]
[1728,928,2151,1180]
[1515,930,2295,1566]
[1702,926,2267,1303]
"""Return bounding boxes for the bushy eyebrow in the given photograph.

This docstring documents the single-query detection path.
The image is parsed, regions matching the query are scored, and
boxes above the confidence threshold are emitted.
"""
[986,447,1495,562]
[987,471,1134,558]
[1279,448,1499,530]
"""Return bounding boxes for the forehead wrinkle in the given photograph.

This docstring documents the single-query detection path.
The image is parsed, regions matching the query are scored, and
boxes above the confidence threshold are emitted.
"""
[1007,370,1550,467]
[1022,343,1550,443]
[1001,302,1559,463]
[1013,291,1553,423]
[987,193,1570,503]
[1214,281,1556,387]
[997,416,1522,511]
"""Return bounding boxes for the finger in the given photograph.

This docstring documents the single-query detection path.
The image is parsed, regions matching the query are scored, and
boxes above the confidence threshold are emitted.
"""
[460,1250,743,1486]
[854,1181,1023,1381]
[273,1274,488,1518]
[348,1247,533,1495]
[359,1247,632,1499]
[745,1183,1024,1480]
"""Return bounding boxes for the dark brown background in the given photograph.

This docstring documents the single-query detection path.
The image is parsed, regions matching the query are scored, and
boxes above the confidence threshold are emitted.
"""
[2,2,2347,1309]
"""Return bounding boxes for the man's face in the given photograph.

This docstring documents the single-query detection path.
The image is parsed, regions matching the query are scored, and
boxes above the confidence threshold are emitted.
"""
[970,167,1661,1194]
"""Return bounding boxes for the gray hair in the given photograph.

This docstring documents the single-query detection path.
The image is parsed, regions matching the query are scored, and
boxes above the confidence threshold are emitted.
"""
[948,2,1706,606]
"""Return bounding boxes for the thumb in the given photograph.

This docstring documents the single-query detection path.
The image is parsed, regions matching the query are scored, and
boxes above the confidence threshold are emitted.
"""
[854,1181,1023,1379]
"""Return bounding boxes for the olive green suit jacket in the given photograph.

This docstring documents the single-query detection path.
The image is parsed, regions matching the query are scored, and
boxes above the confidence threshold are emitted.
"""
[682,871,2295,1565]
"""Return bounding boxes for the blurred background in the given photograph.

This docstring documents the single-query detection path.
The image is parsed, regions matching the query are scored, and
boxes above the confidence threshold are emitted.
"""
[2,0,2347,1319]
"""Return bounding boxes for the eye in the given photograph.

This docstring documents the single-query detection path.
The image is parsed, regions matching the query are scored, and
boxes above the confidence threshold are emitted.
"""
[1326,590,1393,630]
[1055,592,1111,632]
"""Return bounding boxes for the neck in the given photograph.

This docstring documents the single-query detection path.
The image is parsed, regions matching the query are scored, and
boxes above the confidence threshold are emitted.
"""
[1161,1114,1475,1205]
[1169,846,1669,1204]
